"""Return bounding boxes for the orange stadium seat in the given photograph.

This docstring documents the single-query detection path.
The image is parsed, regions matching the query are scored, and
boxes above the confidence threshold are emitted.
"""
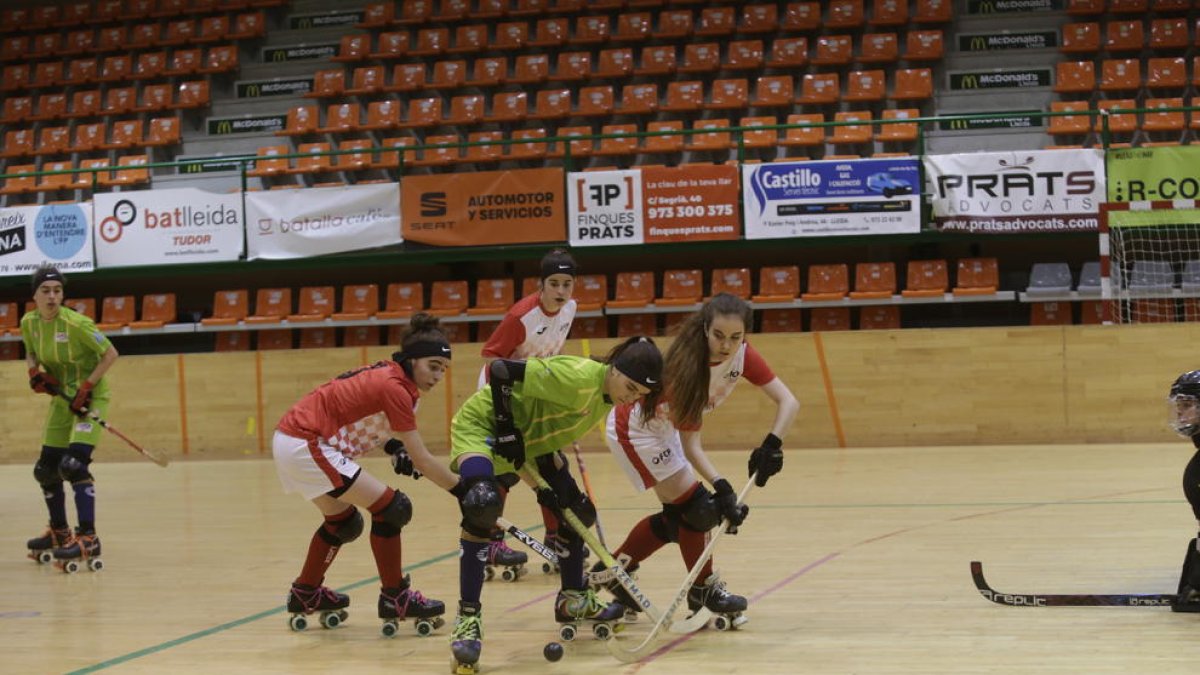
[679,43,720,74]
[510,128,549,159]
[96,295,136,332]
[1105,20,1144,53]
[707,80,748,110]
[596,48,634,79]
[467,279,514,315]
[953,258,999,296]
[1030,302,1072,326]
[0,165,36,195]
[871,0,908,26]
[1147,57,1187,92]
[468,57,507,87]
[860,33,899,64]
[428,281,470,317]
[753,266,801,303]
[859,305,901,330]
[529,18,567,47]
[803,265,850,301]
[1100,59,1141,93]
[740,116,779,149]
[573,15,611,44]
[343,326,380,347]
[654,9,694,38]
[1150,18,1188,51]
[780,114,824,150]
[904,30,944,61]
[549,52,591,82]
[247,146,290,178]
[131,293,176,329]
[813,35,853,66]
[299,328,336,349]
[448,24,487,54]
[570,316,608,340]
[616,313,657,338]
[332,285,379,322]
[1054,61,1096,95]
[740,4,778,33]
[1061,22,1100,54]
[246,288,291,325]
[288,287,336,323]
[782,2,820,31]
[851,263,896,300]
[35,161,73,193]
[257,330,293,351]
[902,260,949,298]
[371,32,411,60]
[711,268,752,299]
[643,120,684,155]
[798,73,839,105]
[609,272,655,309]
[495,22,529,50]
[759,309,802,333]
[64,298,96,320]
[810,307,851,332]
[657,269,703,306]
[378,282,424,319]
[511,54,550,84]
[574,274,608,311]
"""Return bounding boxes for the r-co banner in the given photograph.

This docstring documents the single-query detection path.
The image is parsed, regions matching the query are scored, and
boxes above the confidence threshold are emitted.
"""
[246,182,402,260]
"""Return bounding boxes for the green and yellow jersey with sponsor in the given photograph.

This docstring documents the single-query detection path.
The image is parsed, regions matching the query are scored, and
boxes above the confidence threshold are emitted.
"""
[450,355,610,471]
[20,306,113,398]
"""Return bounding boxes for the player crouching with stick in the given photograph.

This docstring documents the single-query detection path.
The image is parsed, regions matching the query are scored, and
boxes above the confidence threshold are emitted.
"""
[273,313,457,636]
[1169,370,1200,612]
[23,265,119,572]
[445,337,663,674]
[597,293,797,629]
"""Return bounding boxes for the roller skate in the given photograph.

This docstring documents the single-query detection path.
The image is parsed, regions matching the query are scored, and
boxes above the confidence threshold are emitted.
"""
[589,557,642,621]
[484,534,528,582]
[553,588,625,642]
[286,582,350,631]
[686,572,748,631]
[540,531,591,574]
[379,574,446,637]
[27,524,72,565]
[1173,537,1200,613]
[51,529,103,573]
[450,600,482,675]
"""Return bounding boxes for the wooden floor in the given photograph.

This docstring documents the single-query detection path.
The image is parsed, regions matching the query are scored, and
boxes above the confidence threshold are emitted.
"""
[4,444,1200,674]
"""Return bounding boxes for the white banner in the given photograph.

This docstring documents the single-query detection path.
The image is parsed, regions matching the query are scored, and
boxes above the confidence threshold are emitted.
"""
[566,170,643,247]
[94,188,244,267]
[0,203,94,277]
[924,149,1105,233]
[246,183,402,260]
[742,158,921,238]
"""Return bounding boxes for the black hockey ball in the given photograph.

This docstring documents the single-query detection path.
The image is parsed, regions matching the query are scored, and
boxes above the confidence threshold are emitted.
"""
[543,641,564,662]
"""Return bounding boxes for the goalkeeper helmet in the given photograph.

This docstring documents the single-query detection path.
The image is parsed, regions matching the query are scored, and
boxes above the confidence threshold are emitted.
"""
[1169,371,1200,437]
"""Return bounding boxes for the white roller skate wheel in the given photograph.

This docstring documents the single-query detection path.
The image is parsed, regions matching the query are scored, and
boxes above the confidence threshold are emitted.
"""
[559,623,577,641]
[542,562,555,574]
[415,619,434,637]
[731,614,748,629]
[593,623,612,641]
[36,550,53,564]
[64,560,80,574]
[289,615,308,631]
[381,620,398,638]
[321,611,342,629]
[713,615,731,631]
[502,568,516,582]
[88,558,104,572]
[484,566,495,581]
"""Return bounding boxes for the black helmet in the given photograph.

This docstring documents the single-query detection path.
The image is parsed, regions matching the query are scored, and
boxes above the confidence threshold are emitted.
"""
[1169,370,1200,437]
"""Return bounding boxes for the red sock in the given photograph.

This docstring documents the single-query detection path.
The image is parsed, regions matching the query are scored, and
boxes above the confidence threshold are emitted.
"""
[296,508,356,586]
[615,514,668,566]
[369,489,404,588]
[677,525,713,580]
[540,504,558,533]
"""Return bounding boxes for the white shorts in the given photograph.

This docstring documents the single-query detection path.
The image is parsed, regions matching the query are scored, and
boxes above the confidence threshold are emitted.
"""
[604,404,689,492]
[273,430,362,500]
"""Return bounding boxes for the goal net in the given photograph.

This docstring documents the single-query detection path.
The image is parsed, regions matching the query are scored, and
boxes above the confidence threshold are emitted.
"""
[1101,200,1200,324]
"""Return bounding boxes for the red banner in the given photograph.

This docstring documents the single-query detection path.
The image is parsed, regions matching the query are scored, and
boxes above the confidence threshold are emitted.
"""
[641,164,740,243]
[401,168,565,246]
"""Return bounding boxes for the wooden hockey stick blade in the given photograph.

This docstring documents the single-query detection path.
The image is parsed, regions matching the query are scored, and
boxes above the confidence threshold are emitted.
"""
[970,561,1175,607]
[607,475,757,662]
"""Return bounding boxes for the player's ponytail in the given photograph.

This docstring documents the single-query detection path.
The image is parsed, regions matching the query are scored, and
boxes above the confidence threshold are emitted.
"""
[665,293,752,429]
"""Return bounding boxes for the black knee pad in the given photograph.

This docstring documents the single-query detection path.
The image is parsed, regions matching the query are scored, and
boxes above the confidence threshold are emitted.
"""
[372,491,413,538]
[674,484,722,533]
[459,477,503,539]
[318,508,364,546]
[58,455,92,484]
[649,511,679,544]
[33,459,59,488]
[496,472,520,490]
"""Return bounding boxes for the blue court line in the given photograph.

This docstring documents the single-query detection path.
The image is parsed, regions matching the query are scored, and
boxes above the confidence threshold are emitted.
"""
[66,549,460,675]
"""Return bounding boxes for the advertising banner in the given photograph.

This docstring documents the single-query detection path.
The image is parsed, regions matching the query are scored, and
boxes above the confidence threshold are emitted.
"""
[1106,145,1200,203]
[567,165,740,247]
[0,203,93,277]
[925,149,1104,233]
[742,158,921,238]
[402,168,565,246]
[246,182,402,260]
[94,188,244,267]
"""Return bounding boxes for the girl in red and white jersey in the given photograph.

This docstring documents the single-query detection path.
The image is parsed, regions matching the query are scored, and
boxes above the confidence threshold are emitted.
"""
[477,249,580,568]
[273,313,459,633]
[600,293,798,620]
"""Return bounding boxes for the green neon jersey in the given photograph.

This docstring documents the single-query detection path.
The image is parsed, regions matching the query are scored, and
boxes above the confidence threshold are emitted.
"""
[21,306,113,397]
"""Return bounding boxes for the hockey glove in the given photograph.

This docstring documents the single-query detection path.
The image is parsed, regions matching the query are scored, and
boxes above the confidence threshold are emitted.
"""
[713,478,749,532]
[535,479,597,528]
[748,432,784,487]
[491,420,526,470]
[384,438,421,480]
[28,367,59,396]
[69,381,94,416]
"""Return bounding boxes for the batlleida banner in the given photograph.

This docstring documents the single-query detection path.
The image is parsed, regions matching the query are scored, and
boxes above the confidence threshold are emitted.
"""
[0,203,93,277]
[1106,145,1200,203]
[742,158,921,239]
[567,164,740,247]
[401,168,564,246]
[925,149,1104,233]
[246,182,401,260]
[93,188,243,267]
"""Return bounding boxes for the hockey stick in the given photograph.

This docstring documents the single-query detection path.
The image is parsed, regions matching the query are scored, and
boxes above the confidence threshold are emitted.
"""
[571,442,607,548]
[496,516,558,566]
[519,466,664,623]
[970,561,1175,607]
[52,388,170,467]
[607,475,757,661]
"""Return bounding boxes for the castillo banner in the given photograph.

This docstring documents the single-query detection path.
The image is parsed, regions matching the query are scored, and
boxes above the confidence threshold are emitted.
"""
[0,203,93,278]
[401,168,564,246]
[567,164,739,247]
[93,188,244,267]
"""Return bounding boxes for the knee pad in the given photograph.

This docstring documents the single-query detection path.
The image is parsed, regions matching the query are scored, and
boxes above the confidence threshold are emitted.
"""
[372,491,413,538]
[58,454,92,484]
[649,511,679,544]
[496,472,520,490]
[33,459,59,488]
[318,508,364,546]
[674,484,722,533]
[459,477,503,539]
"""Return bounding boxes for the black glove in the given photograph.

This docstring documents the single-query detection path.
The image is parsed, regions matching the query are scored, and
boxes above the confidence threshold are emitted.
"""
[713,478,749,532]
[384,438,420,479]
[535,479,597,528]
[491,419,525,470]
[748,432,784,487]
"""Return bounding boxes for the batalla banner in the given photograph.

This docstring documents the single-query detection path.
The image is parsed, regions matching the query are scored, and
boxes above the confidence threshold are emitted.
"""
[742,158,921,239]
[93,188,244,268]
[246,183,401,260]
[925,149,1104,233]
[567,165,739,247]
[401,168,565,246]
[0,203,93,278]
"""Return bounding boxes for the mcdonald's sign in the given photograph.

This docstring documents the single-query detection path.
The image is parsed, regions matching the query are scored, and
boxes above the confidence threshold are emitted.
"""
[965,0,1062,13]
[949,69,1051,90]
[287,11,363,29]
[235,77,313,99]
[937,112,1043,131]
[958,31,1057,52]
[259,43,338,63]
[206,114,288,136]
